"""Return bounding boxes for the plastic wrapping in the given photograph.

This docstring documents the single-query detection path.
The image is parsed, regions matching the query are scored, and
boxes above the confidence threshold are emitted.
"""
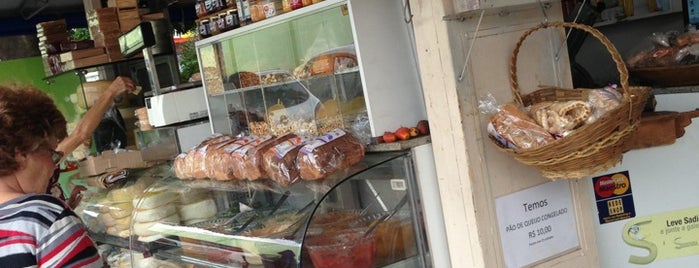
[484,102,555,150]
[262,135,310,186]
[626,30,699,68]
[585,84,622,124]
[293,45,357,79]
[296,129,365,181]
[230,135,276,180]
[529,100,591,137]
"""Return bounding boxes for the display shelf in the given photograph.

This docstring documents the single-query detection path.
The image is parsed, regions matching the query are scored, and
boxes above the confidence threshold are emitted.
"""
[154,248,249,268]
[88,231,168,253]
[594,10,680,27]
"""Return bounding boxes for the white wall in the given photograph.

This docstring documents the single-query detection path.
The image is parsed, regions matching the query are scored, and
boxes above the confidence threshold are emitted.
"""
[588,92,699,267]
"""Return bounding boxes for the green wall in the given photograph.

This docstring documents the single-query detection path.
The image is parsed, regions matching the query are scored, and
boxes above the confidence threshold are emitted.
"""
[0,56,83,196]
[0,56,82,122]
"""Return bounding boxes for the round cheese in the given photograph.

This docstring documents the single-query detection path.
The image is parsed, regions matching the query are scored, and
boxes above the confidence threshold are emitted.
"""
[177,198,217,222]
[109,183,145,202]
[99,212,117,227]
[113,216,131,230]
[133,213,180,237]
[134,190,176,210]
[107,202,133,219]
[133,204,177,223]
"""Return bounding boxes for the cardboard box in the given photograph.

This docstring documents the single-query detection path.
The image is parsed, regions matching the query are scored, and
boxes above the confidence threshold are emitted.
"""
[62,53,109,70]
[78,149,148,177]
[59,47,105,62]
[117,8,140,21]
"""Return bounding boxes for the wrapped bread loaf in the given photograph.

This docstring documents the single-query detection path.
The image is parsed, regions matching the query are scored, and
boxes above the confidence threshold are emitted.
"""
[207,136,257,180]
[190,135,235,179]
[262,135,310,186]
[229,135,275,180]
[489,103,554,150]
[297,129,365,180]
[237,134,295,180]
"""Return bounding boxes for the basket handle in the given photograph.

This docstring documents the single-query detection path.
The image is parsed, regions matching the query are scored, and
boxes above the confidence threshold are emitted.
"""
[509,21,630,106]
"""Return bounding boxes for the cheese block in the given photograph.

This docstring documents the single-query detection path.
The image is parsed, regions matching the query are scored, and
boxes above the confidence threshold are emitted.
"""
[133,204,177,223]
[107,202,134,219]
[173,188,211,205]
[134,190,176,210]
[133,213,180,237]
[177,198,217,222]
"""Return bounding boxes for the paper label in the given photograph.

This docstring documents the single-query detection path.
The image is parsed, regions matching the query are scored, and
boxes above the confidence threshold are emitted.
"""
[272,136,309,159]
[232,135,272,158]
[300,129,346,154]
[223,136,257,153]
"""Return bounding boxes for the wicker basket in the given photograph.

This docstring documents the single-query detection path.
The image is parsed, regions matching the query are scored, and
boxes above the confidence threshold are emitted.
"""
[493,21,651,179]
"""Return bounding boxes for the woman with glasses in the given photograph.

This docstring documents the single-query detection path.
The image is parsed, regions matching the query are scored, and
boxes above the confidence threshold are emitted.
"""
[0,77,133,267]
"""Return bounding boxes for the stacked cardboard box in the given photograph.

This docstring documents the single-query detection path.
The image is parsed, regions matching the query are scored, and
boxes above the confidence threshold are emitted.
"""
[87,7,123,61]
[107,0,141,33]
[37,19,69,76]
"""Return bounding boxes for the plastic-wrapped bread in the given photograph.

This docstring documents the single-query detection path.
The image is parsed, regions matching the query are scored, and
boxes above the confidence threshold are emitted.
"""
[262,135,310,186]
[203,139,238,179]
[180,135,228,179]
[233,134,295,180]
[173,153,188,179]
[191,135,234,179]
[297,129,365,180]
[210,136,257,180]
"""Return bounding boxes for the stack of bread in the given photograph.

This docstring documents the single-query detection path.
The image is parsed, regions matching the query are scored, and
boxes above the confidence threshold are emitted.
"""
[95,180,151,237]
[488,87,621,150]
[173,128,365,185]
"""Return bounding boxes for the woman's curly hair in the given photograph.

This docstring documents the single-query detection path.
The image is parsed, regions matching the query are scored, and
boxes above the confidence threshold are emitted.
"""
[0,83,67,176]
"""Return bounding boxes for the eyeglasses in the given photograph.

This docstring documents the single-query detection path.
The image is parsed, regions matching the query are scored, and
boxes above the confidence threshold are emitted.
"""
[48,149,64,166]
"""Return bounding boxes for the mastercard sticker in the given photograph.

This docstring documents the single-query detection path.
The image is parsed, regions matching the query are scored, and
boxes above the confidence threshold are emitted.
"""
[592,171,636,224]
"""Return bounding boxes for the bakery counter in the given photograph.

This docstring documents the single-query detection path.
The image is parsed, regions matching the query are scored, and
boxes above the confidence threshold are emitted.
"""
[75,148,427,267]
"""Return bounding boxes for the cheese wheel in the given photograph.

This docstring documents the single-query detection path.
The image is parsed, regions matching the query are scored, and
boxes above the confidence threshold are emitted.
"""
[113,216,131,230]
[107,202,134,219]
[133,213,180,237]
[99,212,117,227]
[173,187,211,205]
[133,204,177,223]
[134,190,176,210]
[109,183,145,202]
[177,198,217,222]
[183,217,210,226]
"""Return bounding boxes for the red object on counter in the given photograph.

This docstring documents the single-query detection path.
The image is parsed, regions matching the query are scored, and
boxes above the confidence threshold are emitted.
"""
[306,231,376,268]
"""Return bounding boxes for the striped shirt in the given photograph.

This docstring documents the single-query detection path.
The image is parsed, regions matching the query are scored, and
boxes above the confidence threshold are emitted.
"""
[0,194,102,268]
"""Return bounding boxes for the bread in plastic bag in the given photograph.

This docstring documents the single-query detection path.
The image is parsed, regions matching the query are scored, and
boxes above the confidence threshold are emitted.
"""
[262,135,311,187]
[296,128,365,181]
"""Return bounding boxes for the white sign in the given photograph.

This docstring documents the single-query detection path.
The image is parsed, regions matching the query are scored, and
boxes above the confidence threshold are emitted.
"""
[495,180,580,267]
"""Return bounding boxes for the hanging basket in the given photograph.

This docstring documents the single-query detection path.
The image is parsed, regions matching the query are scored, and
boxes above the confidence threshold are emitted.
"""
[492,21,650,179]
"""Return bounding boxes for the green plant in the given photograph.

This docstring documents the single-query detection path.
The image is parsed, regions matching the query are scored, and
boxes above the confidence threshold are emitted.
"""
[70,28,90,41]
[179,32,199,82]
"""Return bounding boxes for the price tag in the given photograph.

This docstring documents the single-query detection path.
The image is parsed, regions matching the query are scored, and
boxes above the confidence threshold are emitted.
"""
[495,180,580,267]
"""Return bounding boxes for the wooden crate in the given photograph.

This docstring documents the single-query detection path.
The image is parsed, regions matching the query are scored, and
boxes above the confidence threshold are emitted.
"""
[107,0,138,9]
[59,47,105,62]
[62,53,109,70]
[623,110,699,151]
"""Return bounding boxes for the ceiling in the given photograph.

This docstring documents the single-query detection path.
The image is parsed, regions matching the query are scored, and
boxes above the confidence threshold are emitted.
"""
[0,0,196,36]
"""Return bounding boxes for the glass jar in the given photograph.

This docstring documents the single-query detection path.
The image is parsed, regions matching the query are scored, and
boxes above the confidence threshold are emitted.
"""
[249,0,266,22]
[196,1,208,18]
[262,0,282,19]
[217,13,228,32]
[290,0,303,10]
[209,16,220,35]
[198,19,210,38]
[225,9,240,29]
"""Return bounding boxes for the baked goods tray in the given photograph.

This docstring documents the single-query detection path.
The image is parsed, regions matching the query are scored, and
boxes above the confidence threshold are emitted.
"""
[366,135,431,152]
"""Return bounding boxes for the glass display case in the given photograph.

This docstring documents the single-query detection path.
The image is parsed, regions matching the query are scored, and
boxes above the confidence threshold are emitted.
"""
[76,151,430,267]
[196,0,427,139]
